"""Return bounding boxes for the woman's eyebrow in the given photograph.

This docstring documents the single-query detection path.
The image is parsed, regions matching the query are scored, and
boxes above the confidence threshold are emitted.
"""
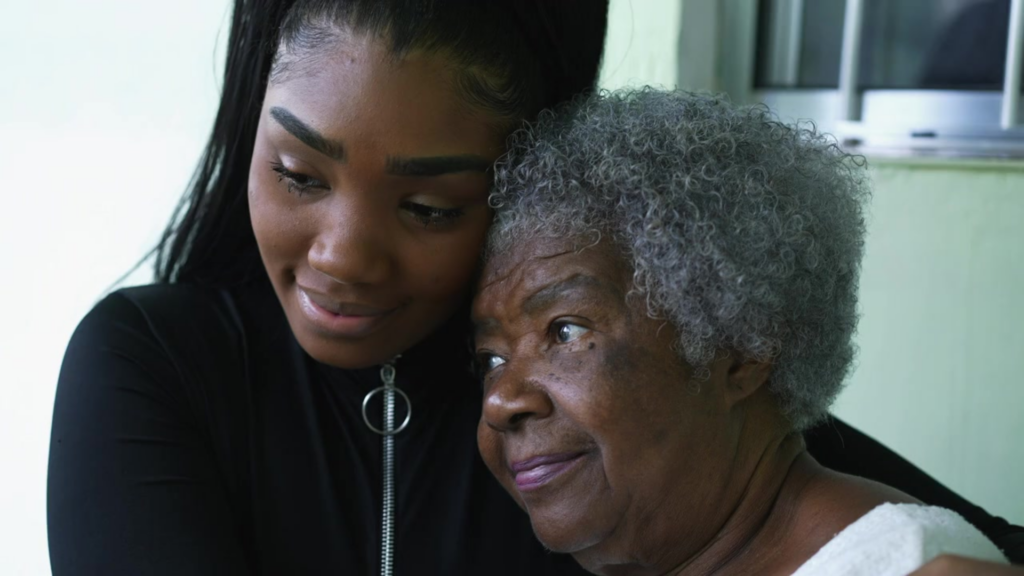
[269,106,346,161]
[472,275,614,339]
[473,317,502,340]
[386,155,491,177]
[521,274,620,316]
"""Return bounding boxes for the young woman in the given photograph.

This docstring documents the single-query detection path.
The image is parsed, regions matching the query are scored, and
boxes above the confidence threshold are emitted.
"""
[47,1,1023,575]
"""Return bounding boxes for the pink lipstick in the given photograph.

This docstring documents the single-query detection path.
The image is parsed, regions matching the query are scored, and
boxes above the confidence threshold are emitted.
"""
[510,452,587,492]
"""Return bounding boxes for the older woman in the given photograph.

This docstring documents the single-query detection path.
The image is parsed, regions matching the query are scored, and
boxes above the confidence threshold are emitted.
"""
[472,90,1011,575]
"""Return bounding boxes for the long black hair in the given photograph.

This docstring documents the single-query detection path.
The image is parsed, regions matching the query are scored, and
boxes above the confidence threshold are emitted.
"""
[153,0,609,286]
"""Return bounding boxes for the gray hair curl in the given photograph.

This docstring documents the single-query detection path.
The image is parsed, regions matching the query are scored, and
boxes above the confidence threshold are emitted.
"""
[487,89,870,430]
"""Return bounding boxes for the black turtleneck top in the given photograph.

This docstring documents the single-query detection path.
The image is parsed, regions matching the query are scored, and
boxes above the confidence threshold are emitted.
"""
[47,282,1024,575]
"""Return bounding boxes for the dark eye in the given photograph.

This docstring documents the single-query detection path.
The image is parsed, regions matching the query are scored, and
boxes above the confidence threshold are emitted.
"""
[270,163,328,196]
[401,201,465,228]
[553,321,589,344]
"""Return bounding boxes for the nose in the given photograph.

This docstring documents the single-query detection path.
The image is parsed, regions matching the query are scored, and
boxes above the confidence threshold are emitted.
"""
[482,366,554,432]
[308,194,394,286]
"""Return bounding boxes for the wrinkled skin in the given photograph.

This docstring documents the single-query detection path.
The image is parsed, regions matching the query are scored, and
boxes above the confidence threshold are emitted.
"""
[472,236,919,575]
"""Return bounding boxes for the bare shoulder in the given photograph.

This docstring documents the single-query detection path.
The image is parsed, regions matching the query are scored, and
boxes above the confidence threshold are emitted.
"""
[768,453,921,572]
[819,459,919,508]
[764,453,1009,575]
[795,452,920,530]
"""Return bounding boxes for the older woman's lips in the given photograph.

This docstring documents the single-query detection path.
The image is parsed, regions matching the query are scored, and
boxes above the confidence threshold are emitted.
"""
[510,452,587,492]
[297,287,398,338]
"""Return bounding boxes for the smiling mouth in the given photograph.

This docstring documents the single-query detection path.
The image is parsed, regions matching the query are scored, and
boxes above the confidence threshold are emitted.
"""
[296,287,401,338]
[300,287,396,316]
[510,452,588,492]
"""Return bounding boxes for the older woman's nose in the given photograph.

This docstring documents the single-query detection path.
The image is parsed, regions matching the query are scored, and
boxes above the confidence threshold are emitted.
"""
[482,370,554,432]
[308,195,393,285]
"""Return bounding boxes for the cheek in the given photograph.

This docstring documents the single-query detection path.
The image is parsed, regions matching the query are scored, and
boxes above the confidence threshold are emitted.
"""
[547,341,630,420]
[477,423,517,493]
[549,339,685,450]
[248,172,310,262]
[476,423,499,471]
[403,210,490,300]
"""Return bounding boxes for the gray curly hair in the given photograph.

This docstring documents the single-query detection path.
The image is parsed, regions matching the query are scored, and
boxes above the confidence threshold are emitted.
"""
[487,89,870,430]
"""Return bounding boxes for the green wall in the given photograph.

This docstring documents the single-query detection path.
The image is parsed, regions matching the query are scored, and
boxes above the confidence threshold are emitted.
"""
[600,0,1024,525]
[835,160,1024,525]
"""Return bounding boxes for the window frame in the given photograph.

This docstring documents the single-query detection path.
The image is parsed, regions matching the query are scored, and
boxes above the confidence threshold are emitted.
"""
[705,0,1024,159]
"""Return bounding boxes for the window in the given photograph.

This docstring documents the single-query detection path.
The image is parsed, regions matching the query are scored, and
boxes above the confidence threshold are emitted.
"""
[708,0,1024,158]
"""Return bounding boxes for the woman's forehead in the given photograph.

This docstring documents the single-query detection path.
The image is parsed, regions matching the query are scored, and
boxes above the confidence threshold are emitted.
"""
[264,37,506,159]
[475,237,630,314]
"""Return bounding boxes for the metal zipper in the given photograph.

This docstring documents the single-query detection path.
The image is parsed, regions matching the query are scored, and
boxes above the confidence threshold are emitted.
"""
[361,358,411,576]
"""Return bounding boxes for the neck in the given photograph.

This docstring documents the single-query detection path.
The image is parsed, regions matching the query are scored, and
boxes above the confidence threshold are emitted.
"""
[666,434,810,576]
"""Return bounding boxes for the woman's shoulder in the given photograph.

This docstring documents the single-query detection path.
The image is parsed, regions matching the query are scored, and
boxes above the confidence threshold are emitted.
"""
[56,281,280,449]
[792,503,1009,575]
[765,453,920,573]
[75,283,243,350]
[98,282,242,330]
[65,282,258,392]
[88,280,278,336]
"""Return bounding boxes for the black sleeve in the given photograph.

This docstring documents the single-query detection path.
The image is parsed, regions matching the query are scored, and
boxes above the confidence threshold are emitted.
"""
[47,293,251,575]
[805,416,1024,564]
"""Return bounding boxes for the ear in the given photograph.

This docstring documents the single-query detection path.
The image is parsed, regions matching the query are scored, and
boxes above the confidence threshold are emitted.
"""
[721,352,773,408]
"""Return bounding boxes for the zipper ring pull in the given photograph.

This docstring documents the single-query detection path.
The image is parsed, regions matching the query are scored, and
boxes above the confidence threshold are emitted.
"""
[380,364,396,386]
[361,386,412,436]
[361,357,411,436]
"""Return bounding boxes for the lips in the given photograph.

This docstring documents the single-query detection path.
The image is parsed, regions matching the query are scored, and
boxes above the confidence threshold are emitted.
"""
[295,286,401,338]
[301,288,394,316]
[510,452,587,492]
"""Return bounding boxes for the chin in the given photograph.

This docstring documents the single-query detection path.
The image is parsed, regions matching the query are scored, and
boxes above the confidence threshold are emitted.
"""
[310,345,392,370]
[295,329,406,369]
[528,511,608,555]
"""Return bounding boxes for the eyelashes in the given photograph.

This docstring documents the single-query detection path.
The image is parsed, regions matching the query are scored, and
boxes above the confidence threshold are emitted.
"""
[270,162,326,196]
[479,353,507,374]
[268,162,466,227]
[551,321,589,344]
[400,202,465,227]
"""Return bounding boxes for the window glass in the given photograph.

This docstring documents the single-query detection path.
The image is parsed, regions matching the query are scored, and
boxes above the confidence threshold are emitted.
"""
[755,0,1016,90]
[755,0,845,88]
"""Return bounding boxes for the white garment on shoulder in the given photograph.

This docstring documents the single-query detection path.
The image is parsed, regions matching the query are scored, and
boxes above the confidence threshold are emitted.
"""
[791,503,1008,576]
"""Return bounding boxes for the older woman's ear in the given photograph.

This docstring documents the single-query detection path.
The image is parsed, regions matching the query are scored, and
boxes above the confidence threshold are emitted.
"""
[722,352,774,407]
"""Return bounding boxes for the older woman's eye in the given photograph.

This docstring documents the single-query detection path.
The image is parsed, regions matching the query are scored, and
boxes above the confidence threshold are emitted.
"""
[553,322,589,344]
[478,353,506,373]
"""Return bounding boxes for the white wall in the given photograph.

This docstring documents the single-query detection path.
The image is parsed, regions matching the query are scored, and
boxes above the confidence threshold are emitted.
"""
[834,159,1024,525]
[0,3,231,574]
[599,0,682,90]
